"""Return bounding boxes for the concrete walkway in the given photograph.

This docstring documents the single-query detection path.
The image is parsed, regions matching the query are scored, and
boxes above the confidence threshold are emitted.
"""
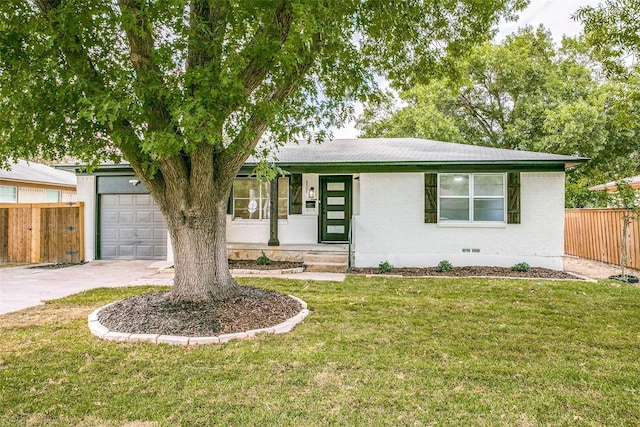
[0,260,173,315]
[563,256,640,280]
[0,260,345,315]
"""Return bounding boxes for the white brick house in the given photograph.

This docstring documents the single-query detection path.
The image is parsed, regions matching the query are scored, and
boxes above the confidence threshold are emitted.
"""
[73,138,586,270]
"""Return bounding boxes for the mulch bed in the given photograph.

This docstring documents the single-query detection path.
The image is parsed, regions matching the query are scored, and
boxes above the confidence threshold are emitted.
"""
[97,286,302,337]
[229,260,304,270]
[349,266,577,279]
[96,265,576,338]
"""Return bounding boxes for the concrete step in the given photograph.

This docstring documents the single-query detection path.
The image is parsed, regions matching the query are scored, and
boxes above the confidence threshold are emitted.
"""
[303,250,350,273]
[304,252,349,264]
[304,261,348,273]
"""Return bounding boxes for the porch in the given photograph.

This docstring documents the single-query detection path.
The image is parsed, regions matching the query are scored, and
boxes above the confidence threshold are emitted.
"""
[227,242,350,272]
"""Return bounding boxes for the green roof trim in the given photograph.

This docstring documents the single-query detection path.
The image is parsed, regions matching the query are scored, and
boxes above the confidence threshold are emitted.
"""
[240,160,576,175]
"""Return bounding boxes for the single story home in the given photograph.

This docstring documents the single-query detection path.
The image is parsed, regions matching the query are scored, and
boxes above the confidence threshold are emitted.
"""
[589,175,640,207]
[0,159,77,203]
[72,138,587,270]
[589,175,640,192]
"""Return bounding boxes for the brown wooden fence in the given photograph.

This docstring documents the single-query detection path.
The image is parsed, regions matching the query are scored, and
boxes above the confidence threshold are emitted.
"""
[0,202,84,264]
[565,209,640,271]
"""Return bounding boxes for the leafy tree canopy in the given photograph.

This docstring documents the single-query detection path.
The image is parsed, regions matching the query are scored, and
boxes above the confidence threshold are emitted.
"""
[0,0,526,301]
[357,26,640,208]
[575,0,640,75]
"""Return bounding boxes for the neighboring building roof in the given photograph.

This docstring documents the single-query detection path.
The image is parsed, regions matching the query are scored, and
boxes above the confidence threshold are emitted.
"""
[589,175,640,192]
[247,138,588,172]
[0,159,77,187]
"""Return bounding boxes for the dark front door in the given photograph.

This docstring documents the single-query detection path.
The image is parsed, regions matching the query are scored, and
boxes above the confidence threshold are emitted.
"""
[320,175,352,242]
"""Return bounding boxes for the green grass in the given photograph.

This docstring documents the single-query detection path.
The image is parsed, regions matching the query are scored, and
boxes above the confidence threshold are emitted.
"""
[1,277,639,426]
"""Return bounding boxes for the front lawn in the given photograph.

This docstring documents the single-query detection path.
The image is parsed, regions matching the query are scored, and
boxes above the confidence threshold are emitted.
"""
[1,277,639,426]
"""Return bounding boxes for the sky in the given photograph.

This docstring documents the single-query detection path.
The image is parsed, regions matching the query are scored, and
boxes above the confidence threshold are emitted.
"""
[332,0,601,138]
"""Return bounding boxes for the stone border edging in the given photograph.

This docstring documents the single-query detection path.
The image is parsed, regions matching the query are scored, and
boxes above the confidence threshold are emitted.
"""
[230,267,305,275]
[88,295,309,345]
[355,273,593,282]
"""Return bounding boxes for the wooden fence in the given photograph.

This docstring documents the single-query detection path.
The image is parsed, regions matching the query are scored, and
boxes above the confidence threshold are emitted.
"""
[0,202,84,264]
[565,209,640,271]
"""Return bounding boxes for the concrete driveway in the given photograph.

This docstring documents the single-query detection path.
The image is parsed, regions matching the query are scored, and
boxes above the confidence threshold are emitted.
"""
[0,260,174,315]
[0,260,345,316]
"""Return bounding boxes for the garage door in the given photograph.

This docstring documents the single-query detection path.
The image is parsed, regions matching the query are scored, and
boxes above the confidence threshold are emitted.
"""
[100,194,167,259]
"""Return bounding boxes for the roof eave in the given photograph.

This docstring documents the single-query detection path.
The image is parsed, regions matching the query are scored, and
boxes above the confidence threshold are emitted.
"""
[0,177,76,188]
[240,159,587,174]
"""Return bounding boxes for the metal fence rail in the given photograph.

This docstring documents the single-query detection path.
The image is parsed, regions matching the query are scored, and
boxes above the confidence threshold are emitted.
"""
[565,208,639,270]
[0,202,84,264]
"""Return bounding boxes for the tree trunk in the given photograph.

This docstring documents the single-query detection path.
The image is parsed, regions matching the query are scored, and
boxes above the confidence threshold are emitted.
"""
[620,216,629,279]
[167,197,239,302]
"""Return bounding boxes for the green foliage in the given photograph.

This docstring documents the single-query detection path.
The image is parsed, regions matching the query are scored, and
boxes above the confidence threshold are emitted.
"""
[0,0,524,168]
[436,260,453,272]
[256,251,271,266]
[357,26,640,207]
[0,0,526,298]
[378,261,393,274]
[605,179,640,278]
[511,262,530,272]
[576,0,640,75]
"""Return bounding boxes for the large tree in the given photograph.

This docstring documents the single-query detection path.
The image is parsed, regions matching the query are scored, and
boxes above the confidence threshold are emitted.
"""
[574,0,640,198]
[0,1,524,301]
[358,27,602,152]
[357,26,640,207]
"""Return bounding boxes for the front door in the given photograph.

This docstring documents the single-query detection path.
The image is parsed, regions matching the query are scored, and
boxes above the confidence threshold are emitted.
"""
[319,175,352,242]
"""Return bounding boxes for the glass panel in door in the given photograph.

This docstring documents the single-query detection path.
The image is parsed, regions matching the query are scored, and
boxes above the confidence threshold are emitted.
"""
[320,176,352,242]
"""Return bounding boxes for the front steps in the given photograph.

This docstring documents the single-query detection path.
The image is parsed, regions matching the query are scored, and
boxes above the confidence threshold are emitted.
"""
[304,251,350,273]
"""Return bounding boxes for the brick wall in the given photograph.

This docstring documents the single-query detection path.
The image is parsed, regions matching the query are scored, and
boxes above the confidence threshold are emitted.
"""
[353,172,565,269]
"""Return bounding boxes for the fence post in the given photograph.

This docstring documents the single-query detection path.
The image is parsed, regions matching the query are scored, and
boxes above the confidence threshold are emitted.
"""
[78,203,85,262]
[30,204,41,263]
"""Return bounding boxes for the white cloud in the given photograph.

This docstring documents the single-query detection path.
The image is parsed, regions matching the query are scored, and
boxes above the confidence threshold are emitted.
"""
[497,0,600,43]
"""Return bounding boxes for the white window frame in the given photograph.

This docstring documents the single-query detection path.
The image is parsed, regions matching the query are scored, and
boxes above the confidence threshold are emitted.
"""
[438,173,506,223]
[231,177,289,221]
[0,185,17,203]
[45,189,61,203]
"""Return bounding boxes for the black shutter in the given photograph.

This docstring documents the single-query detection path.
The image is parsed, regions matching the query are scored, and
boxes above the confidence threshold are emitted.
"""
[424,173,438,223]
[507,172,521,224]
[289,174,302,214]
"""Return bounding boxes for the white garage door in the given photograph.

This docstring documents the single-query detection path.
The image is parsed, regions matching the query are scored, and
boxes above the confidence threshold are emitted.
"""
[100,194,167,260]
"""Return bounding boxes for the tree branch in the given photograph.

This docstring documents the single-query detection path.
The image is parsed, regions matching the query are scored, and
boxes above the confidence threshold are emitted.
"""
[118,0,174,133]
[35,0,163,191]
[187,0,229,73]
[236,1,294,99]
[457,92,501,146]
[222,37,320,173]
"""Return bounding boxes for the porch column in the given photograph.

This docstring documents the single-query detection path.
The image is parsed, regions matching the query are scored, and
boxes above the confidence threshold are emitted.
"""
[268,178,280,246]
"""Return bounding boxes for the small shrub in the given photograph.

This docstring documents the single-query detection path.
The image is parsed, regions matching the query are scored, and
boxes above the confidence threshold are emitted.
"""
[378,261,393,274]
[511,262,530,272]
[256,251,270,265]
[436,260,453,272]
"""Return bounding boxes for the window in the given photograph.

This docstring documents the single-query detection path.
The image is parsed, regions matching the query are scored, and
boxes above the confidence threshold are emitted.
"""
[232,177,288,220]
[439,173,505,222]
[289,174,303,214]
[45,189,61,203]
[0,185,17,203]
